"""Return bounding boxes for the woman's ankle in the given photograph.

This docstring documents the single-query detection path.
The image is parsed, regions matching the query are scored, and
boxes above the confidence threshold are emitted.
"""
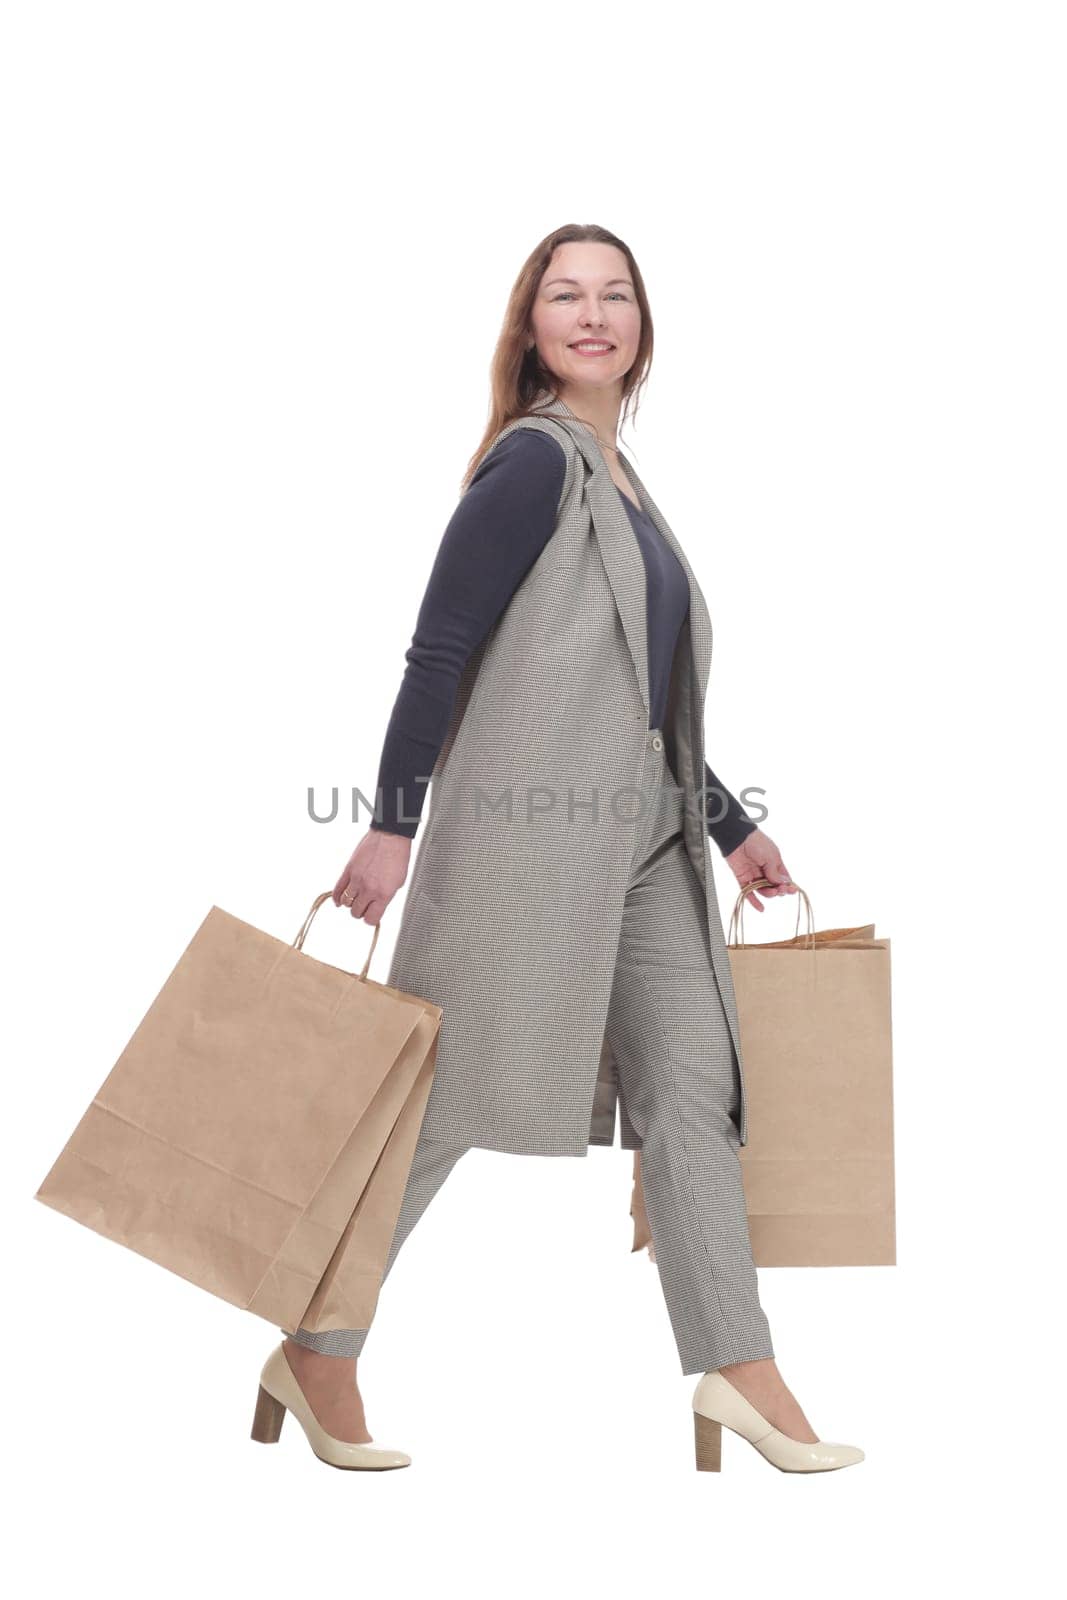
[717,1356,779,1380]
[283,1337,359,1378]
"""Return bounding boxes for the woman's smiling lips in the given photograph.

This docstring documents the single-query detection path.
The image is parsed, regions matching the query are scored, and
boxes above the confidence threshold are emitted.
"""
[568,340,616,358]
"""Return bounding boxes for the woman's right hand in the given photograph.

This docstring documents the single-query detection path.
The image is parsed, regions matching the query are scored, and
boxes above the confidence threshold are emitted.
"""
[333,828,412,926]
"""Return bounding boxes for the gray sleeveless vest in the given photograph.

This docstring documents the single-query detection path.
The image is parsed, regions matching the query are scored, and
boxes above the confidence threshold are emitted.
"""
[384,393,748,1156]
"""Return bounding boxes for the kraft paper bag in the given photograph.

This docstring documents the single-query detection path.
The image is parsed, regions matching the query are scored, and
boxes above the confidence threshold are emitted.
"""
[629,880,895,1268]
[34,891,442,1336]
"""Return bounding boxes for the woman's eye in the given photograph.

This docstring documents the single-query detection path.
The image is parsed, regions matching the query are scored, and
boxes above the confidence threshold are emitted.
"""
[552,292,628,302]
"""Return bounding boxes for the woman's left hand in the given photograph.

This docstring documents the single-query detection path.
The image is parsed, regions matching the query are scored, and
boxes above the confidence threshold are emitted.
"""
[724,828,796,912]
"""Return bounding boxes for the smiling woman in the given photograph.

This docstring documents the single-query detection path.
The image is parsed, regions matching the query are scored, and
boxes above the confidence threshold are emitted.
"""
[532,266,641,389]
[267,224,862,1481]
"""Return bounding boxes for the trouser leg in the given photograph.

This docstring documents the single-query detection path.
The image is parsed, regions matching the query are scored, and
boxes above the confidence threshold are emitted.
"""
[283,1133,468,1358]
[606,746,774,1377]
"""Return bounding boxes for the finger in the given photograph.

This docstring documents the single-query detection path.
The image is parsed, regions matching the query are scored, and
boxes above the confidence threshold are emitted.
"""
[338,876,367,915]
[333,871,353,907]
[768,860,794,893]
[348,891,373,919]
[362,899,388,927]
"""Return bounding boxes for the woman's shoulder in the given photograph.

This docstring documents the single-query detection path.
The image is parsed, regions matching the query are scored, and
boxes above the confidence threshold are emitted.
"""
[470,422,572,505]
[477,420,570,477]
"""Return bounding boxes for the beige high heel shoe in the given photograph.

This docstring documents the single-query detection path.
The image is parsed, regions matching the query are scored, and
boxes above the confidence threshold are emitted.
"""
[692,1371,865,1474]
[251,1343,412,1470]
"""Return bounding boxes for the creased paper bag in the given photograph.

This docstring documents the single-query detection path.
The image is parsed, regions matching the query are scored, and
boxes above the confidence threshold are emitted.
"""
[35,891,441,1334]
[630,882,895,1268]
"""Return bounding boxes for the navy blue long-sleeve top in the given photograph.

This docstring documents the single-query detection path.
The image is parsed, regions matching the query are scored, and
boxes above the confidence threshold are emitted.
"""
[369,429,758,856]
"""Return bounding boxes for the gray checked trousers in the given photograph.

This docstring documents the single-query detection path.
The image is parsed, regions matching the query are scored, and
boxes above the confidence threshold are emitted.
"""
[285,727,775,1377]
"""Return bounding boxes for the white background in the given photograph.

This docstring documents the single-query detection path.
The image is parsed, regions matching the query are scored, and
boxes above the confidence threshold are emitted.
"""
[5,1,1062,1592]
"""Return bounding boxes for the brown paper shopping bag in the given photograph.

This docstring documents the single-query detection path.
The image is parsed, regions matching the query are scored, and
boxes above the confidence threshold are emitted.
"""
[629,879,895,1268]
[34,890,442,1336]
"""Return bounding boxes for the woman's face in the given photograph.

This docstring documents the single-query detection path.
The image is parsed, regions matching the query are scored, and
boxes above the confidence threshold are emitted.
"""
[529,241,641,394]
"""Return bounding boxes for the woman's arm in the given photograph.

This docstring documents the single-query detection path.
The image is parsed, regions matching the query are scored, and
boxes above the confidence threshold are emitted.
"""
[371,428,567,837]
[702,761,758,857]
[706,764,797,908]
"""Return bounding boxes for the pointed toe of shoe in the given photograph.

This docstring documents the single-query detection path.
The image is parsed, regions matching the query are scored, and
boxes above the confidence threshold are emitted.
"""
[759,1433,865,1472]
[825,1441,865,1468]
[314,1439,412,1471]
[252,1343,413,1470]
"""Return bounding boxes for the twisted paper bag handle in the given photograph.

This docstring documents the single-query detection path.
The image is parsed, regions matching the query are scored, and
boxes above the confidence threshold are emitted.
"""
[290,889,380,980]
[728,877,816,951]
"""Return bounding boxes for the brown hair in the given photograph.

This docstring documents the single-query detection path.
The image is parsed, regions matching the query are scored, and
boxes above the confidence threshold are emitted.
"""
[460,223,654,491]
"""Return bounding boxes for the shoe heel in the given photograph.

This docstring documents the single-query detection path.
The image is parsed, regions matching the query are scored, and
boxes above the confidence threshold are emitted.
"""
[251,1383,286,1444]
[694,1411,723,1472]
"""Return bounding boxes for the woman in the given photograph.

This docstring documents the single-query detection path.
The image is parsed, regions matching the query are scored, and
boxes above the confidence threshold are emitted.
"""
[252,225,865,1474]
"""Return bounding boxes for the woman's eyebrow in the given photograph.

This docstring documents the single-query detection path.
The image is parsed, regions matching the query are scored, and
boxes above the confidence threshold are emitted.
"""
[542,276,634,288]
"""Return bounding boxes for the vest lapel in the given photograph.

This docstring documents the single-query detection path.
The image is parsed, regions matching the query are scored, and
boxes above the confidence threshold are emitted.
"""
[532,394,650,717]
[531,393,712,710]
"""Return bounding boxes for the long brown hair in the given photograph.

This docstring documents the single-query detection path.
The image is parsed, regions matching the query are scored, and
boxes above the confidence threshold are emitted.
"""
[460,223,654,491]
